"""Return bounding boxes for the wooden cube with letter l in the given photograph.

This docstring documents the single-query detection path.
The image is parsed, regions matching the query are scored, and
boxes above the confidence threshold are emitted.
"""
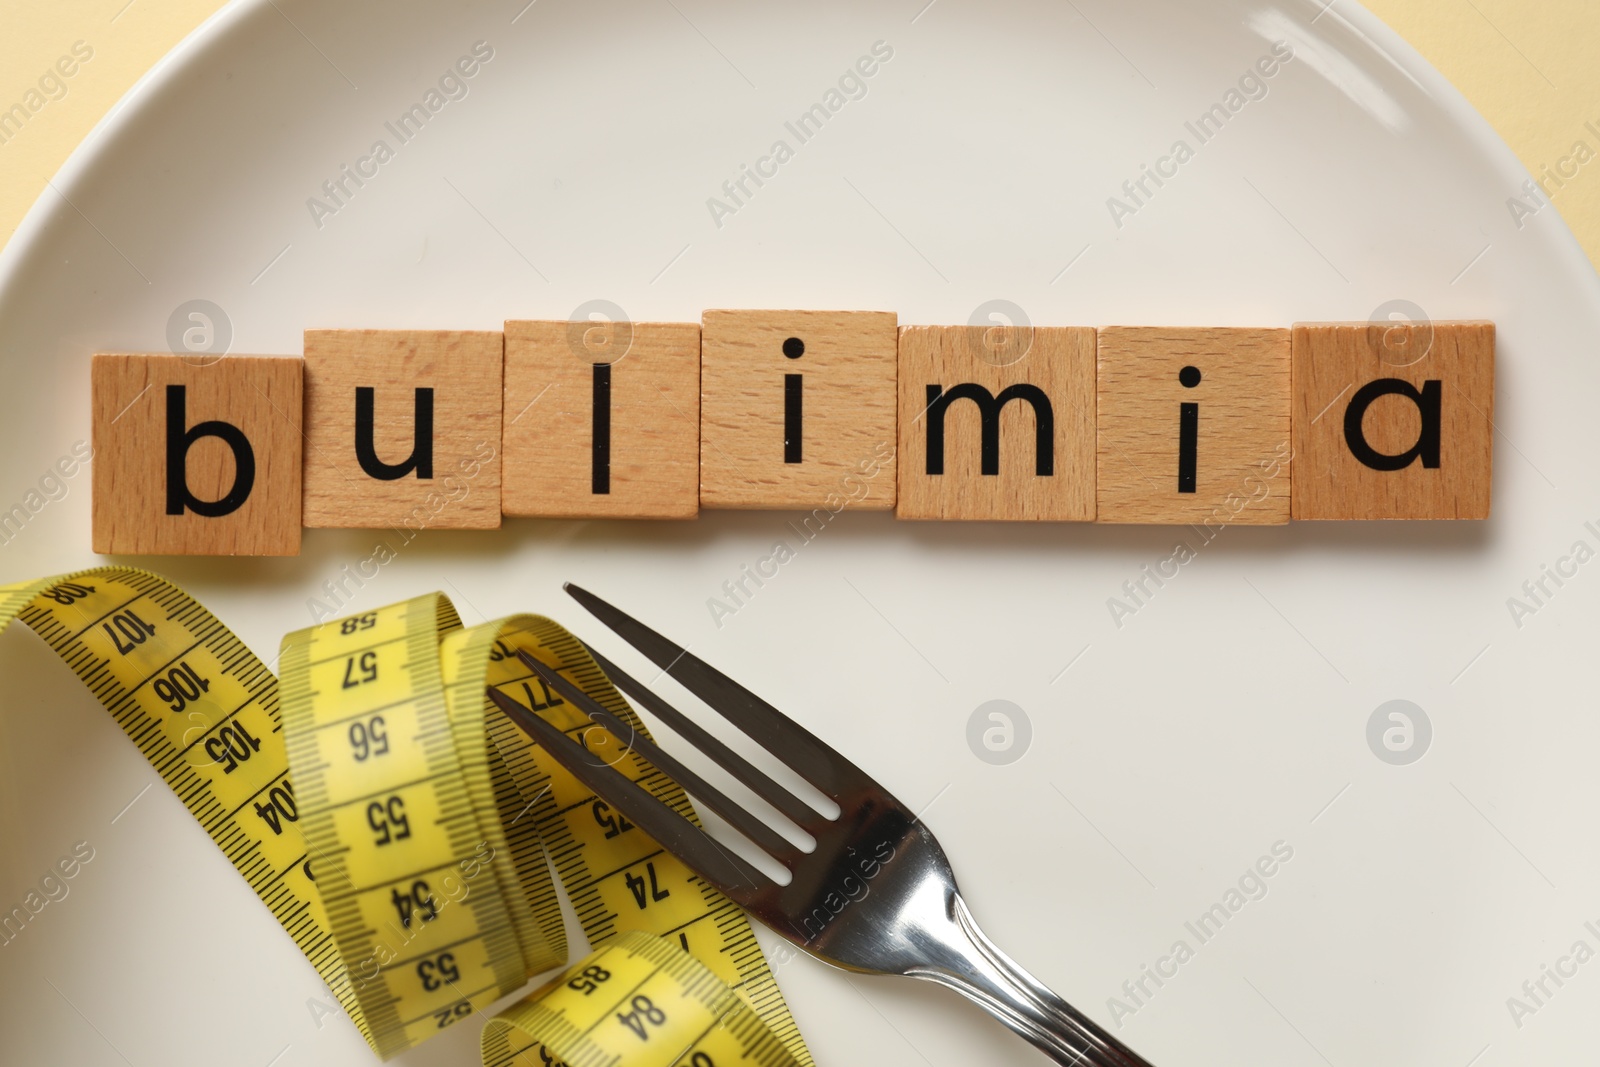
[91,352,303,555]
[699,309,898,510]
[896,324,1095,521]
[1291,321,1493,519]
[502,319,700,519]
[1096,327,1292,525]
[302,329,503,531]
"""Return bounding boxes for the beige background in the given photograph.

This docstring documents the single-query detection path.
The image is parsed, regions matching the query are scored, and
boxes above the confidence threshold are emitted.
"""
[1,1,1595,271]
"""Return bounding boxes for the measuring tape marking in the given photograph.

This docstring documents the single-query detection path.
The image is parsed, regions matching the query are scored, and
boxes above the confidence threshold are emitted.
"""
[3,569,810,1065]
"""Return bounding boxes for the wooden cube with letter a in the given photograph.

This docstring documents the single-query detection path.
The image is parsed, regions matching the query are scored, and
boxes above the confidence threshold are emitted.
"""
[302,329,502,530]
[502,319,700,519]
[1096,327,1292,525]
[1291,321,1493,519]
[699,310,897,509]
[896,325,1095,521]
[91,352,303,555]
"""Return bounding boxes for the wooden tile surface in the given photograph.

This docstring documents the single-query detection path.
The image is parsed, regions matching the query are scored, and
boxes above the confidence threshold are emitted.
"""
[897,324,1095,521]
[502,319,700,519]
[1097,327,1292,525]
[699,310,897,510]
[1292,321,1493,519]
[302,329,502,530]
[92,352,302,555]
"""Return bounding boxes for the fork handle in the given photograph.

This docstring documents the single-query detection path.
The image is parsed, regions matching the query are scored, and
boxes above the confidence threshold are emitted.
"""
[908,893,1156,1066]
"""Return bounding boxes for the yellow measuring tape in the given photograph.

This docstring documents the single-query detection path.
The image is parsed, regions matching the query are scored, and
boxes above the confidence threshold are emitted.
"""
[0,567,810,1067]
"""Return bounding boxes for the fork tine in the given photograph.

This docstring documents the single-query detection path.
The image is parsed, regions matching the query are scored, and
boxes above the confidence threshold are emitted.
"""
[514,651,803,865]
[563,583,870,799]
[485,685,770,901]
[578,641,824,831]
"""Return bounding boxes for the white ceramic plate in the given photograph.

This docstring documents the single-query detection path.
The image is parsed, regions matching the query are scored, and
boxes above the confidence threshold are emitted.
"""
[1,1,1597,1063]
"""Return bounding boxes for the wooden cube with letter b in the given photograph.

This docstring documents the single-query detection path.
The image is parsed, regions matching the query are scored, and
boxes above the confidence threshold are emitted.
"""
[1096,327,1292,525]
[896,324,1095,520]
[501,318,700,519]
[91,352,303,555]
[1291,321,1493,519]
[699,310,898,509]
[302,329,502,530]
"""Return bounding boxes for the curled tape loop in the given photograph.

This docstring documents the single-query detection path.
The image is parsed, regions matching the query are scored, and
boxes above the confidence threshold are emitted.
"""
[1,568,808,1066]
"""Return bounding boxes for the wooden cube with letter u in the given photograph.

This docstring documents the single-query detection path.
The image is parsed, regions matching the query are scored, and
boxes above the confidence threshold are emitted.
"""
[896,324,1095,521]
[302,329,503,530]
[699,310,898,510]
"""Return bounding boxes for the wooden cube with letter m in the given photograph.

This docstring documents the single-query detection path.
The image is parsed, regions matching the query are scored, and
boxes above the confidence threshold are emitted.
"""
[896,324,1095,521]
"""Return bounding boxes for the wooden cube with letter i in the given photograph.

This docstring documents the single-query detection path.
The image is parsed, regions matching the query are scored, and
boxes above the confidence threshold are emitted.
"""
[699,309,898,510]
[1096,326,1292,526]
[91,352,303,555]
[302,329,503,531]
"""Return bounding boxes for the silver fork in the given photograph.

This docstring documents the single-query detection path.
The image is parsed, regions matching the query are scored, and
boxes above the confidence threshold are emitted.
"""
[486,584,1158,1067]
